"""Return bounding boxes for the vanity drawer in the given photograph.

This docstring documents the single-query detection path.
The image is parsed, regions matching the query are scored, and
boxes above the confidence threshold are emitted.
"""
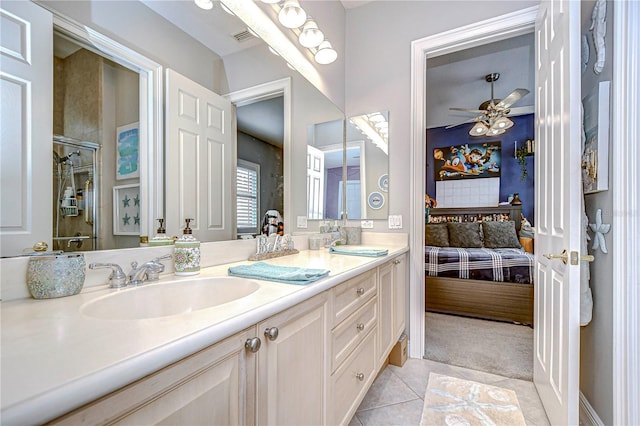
[330,328,377,426]
[331,296,377,372]
[331,269,376,327]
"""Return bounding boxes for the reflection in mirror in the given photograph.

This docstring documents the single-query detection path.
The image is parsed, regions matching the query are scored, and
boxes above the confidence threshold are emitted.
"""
[346,111,390,220]
[53,33,140,251]
[1,1,346,258]
[306,119,344,220]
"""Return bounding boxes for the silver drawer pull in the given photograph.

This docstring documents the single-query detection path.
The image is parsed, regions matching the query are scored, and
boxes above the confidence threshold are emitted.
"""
[356,373,365,381]
[356,323,365,331]
[356,287,365,296]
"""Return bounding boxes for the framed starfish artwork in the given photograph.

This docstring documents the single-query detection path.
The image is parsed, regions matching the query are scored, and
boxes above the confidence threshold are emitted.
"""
[113,184,141,235]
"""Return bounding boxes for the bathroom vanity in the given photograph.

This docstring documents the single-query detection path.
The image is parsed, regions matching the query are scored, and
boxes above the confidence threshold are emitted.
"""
[0,239,407,425]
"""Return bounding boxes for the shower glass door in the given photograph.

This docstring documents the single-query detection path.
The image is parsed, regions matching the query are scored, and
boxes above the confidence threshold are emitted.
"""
[53,136,98,251]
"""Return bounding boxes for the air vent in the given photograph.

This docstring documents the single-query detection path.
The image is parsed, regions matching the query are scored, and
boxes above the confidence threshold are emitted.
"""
[232,29,256,43]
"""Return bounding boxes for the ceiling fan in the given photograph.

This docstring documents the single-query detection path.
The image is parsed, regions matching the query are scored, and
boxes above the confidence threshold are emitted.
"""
[446,73,532,137]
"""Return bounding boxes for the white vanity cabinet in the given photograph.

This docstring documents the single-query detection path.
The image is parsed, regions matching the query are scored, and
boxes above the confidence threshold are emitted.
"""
[255,292,328,425]
[44,252,408,426]
[328,269,379,425]
[377,254,408,368]
[50,328,258,426]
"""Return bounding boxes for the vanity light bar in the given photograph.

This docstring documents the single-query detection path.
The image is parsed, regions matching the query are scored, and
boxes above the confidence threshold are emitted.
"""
[262,0,337,65]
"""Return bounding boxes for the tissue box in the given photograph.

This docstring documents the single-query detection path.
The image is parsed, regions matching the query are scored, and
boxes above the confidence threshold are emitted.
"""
[389,333,408,367]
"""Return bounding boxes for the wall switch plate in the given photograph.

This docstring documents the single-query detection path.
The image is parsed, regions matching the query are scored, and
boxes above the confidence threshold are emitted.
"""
[361,220,374,229]
[297,216,308,228]
[388,215,403,229]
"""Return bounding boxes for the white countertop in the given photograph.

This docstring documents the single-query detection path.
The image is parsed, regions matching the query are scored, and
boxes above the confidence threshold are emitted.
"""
[0,244,407,425]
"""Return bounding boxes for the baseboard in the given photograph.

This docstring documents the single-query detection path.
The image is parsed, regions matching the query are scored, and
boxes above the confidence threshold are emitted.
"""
[579,391,605,426]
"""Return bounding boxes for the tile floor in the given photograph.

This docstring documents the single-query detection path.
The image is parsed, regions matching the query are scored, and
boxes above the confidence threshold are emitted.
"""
[349,358,550,426]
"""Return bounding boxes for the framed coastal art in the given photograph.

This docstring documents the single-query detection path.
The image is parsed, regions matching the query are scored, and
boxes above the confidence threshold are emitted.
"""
[581,81,610,193]
[433,141,501,181]
[113,184,140,235]
[116,122,139,180]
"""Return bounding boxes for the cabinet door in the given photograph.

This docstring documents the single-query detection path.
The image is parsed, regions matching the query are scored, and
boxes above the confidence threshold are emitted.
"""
[377,262,394,368]
[393,254,407,340]
[51,328,257,426]
[256,292,328,426]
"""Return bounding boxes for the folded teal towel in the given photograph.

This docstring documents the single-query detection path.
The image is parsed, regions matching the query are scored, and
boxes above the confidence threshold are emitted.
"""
[228,262,330,285]
[329,246,389,257]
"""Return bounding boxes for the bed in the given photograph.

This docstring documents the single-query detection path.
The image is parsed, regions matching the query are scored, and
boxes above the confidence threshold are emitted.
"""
[424,206,534,325]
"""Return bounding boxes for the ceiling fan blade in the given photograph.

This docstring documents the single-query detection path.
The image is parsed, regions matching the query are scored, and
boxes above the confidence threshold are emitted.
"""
[449,107,488,114]
[496,88,530,109]
[506,105,535,116]
[445,117,480,129]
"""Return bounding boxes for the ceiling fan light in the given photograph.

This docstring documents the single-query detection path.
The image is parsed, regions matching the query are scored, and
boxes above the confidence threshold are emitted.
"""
[194,0,213,10]
[469,121,488,136]
[298,19,324,48]
[487,127,506,136]
[279,0,307,29]
[314,40,337,64]
[494,116,514,130]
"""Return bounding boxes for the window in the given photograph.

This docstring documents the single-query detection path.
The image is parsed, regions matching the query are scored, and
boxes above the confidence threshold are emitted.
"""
[237,160,260,234]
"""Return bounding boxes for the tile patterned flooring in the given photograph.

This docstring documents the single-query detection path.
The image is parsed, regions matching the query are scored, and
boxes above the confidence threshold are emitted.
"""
[349,358,550,426]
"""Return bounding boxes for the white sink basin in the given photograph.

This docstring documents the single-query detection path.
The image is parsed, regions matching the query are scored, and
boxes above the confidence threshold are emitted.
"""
[81,277,260,320]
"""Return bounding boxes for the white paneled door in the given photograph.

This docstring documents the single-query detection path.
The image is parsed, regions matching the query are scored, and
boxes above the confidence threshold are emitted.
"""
[534,1,583,425]
[165,69,233,241]
[0,1,52,257]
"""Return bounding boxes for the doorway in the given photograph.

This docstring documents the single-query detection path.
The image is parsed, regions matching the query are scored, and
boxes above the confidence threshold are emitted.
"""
[408,6,538,361]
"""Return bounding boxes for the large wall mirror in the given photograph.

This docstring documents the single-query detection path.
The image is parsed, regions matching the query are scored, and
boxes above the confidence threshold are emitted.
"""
[307,111,389,220]
[0,0,346,257]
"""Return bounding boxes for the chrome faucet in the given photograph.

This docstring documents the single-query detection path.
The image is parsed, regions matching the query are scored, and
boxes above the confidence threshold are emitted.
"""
[127,254,172,286]
[88,263,128,288]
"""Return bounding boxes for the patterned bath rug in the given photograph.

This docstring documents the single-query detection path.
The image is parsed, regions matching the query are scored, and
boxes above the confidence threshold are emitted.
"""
[420,373,526,426]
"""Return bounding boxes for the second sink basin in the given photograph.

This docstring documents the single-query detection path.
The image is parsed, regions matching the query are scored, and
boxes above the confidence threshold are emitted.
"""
[81,277,260,320]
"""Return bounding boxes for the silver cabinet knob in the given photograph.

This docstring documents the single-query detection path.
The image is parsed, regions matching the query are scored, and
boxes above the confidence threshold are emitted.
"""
[393,259,401,265]
[356,287,365,296]
[356,323,365,331]
[245,337,261,353]
[356,373,365,381]
[264,327,279,341]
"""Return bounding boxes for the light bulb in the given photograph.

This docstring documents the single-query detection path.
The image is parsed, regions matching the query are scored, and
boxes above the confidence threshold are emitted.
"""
[487,127,506,136]
[298,19,324,48]
[194,0,213,10]
[279,0,307,29]
[314,40,337,65]
[469,121,488,136]
[494,116,514,129]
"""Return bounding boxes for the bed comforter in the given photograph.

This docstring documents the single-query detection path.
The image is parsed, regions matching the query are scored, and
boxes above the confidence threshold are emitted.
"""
[424,246,534,284]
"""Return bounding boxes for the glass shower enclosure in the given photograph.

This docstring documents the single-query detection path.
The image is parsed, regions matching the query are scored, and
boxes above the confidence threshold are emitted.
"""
[53,135,98,251]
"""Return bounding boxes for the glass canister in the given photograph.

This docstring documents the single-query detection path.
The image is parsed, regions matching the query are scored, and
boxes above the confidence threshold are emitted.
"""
[27,253,86,299]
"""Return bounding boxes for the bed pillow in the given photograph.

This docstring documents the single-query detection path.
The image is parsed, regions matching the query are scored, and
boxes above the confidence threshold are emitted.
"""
[482,221,522,248]
[447,222,483,248]
[425,224,449,247]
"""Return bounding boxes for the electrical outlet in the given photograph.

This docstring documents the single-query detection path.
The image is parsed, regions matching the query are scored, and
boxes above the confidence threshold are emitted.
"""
[297,216,308,228]
[361,220,374,229]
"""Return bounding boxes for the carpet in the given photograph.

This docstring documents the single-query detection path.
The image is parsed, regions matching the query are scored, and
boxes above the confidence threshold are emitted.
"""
[420,373,526,426]
[424,312,533,381]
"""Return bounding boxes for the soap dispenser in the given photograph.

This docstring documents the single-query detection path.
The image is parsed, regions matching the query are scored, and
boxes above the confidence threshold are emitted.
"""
[174,218,200,276]
[149,219,174,246]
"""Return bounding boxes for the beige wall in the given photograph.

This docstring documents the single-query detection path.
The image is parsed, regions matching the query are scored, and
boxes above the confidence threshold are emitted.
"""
[344,1,538,231]
[579,1,614,424]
